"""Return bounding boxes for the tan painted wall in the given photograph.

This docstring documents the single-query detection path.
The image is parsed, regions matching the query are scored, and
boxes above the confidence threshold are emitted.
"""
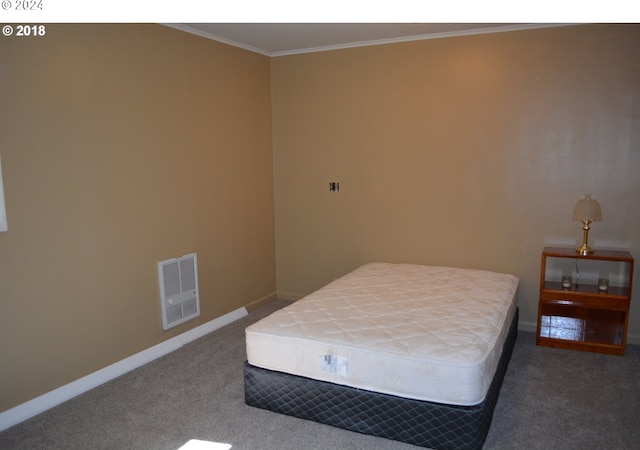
[272,25,640,334]
[0,24,275,411]
[1,22,639,415]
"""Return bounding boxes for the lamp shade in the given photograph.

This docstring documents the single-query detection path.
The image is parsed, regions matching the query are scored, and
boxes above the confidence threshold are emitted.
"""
[572,194,602,222]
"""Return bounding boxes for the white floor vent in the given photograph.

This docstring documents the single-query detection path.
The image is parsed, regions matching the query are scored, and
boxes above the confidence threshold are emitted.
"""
[158,253,200,330]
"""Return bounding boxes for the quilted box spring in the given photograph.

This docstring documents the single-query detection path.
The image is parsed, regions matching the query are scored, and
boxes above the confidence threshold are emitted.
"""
[244,308,518,449]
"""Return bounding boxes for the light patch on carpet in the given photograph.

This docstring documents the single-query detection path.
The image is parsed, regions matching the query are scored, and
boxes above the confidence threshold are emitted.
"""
[178,439,232,450]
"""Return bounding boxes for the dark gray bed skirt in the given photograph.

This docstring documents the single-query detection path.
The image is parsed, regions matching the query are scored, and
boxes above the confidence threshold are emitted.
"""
[244,307,518,449]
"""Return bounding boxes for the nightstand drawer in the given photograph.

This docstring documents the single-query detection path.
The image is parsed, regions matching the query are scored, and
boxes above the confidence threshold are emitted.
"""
[540,292,629,310]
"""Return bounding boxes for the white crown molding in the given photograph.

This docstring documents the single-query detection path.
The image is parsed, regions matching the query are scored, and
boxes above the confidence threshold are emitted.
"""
[165,23,272,56]
[277,24,576,56]
[165,23,576,57]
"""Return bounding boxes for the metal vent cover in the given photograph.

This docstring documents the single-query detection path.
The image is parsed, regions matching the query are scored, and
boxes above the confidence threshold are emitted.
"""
[158,253,200,330]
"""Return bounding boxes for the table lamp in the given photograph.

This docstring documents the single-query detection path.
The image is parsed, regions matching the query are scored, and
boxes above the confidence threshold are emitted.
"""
[572,194,602,255]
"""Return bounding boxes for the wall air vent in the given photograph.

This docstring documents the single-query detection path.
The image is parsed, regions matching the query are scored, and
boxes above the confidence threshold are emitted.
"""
[158,253,200,330]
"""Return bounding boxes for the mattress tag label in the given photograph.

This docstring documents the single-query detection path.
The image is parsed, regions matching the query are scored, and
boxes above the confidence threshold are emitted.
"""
[319,354,348,376]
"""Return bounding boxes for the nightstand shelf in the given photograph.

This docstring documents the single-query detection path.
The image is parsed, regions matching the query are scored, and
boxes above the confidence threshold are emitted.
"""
[537,246,634,355]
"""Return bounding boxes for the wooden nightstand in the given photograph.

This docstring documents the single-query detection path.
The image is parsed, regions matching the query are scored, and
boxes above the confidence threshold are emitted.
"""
[537,246,634,355]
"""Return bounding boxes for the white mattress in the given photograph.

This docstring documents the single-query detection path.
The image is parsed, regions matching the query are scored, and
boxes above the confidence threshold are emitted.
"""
[245,262,519,406]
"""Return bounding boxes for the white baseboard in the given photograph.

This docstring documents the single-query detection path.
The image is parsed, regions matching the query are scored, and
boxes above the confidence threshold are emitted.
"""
[517,320,538,333]
[0,307,248,432]
[244,291,278,310]
[276,291,304,301]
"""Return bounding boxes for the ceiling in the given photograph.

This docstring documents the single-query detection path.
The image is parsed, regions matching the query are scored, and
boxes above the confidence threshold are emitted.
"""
[167,23,563,57]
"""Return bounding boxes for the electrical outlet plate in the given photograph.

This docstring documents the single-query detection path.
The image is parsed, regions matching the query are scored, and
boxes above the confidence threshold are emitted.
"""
[0,154,7,232]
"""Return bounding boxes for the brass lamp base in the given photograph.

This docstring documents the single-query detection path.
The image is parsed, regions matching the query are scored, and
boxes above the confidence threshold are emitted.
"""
[576,244,594,256]
[576,220,594,255]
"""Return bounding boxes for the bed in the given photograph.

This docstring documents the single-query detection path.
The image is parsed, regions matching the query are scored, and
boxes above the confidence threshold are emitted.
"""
[244,262,519,449]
